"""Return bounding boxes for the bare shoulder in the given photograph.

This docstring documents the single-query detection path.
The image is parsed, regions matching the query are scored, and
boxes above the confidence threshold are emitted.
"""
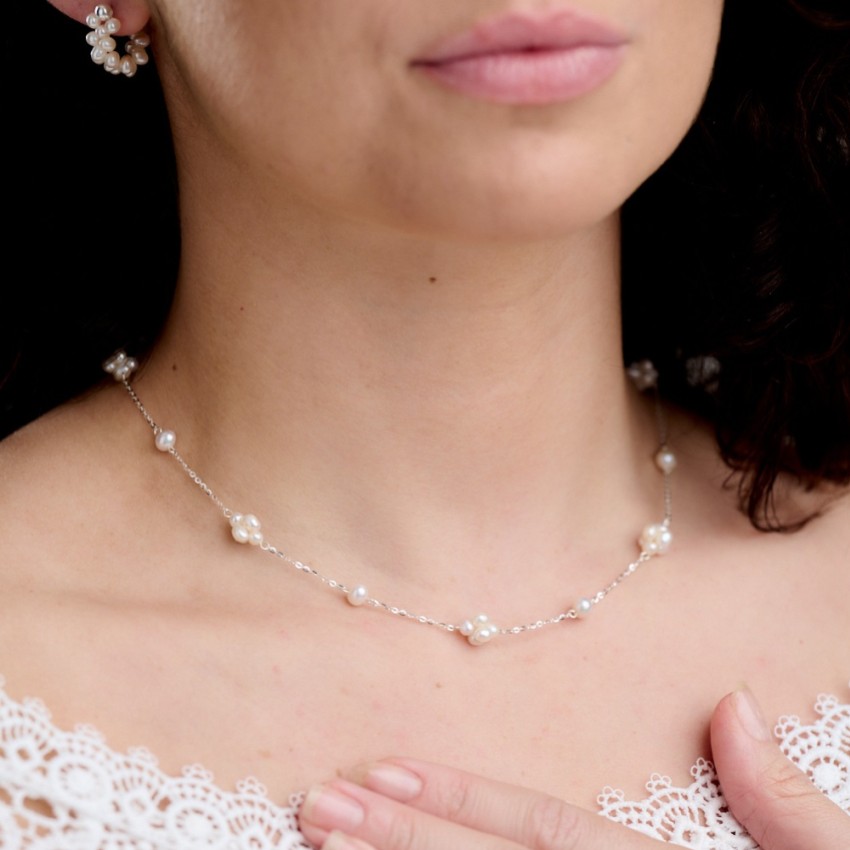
[0,387,175,690]
[667,404,850,690]
[0,389,136,587]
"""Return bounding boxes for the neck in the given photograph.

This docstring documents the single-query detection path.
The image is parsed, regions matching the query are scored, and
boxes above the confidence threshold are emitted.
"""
[138,207,660,609]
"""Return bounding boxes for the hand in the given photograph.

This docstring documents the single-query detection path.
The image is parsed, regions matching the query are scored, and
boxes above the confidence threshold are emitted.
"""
[298,687,849,850]
[710,686,849,848]
[298,758,666,850]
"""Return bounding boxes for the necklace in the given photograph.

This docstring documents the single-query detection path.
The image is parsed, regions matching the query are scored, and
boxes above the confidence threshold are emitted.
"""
[104,351,675,646]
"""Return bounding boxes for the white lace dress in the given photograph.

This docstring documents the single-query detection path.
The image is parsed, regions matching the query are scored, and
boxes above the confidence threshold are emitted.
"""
[1,677,848,850]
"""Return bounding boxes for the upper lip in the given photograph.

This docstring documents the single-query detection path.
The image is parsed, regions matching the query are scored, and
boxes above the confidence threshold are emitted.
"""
[414,8,629,64]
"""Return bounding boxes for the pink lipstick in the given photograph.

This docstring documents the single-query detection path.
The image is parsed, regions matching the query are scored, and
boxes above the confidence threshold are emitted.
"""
[413,9,628,105]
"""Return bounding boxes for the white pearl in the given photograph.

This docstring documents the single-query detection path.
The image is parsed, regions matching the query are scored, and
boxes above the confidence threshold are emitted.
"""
[105,17,121,34]
[470,626,497,646]
[347,586,369,607]
[104,52,120,72]
[86,13,100,27]
[121,55,138,77]
[91,46,107,64]
[654,449,677,474]
[86,32,99,46]
[99,35,116,52]
[154,430,176,452]
[575,597,593,618]
[470,629,490,646]
[133,33,151,47]
[231,525,250,544]
[459,620,475,637]
[94,5,112,19]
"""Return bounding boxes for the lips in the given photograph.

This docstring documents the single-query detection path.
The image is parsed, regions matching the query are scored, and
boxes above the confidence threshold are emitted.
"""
[412,9,629,105]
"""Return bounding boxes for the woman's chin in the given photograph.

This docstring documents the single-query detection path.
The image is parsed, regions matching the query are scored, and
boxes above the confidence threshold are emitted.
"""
[364,187,626,244]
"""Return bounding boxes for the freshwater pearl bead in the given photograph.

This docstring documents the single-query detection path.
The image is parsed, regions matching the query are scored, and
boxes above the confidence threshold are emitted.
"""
[469,627,496,646]
[655,448,677,474]
[347,585,369,606]
[639,523,673,555]
[154,430,176,452]
[230,513,264,546]
[129,45,149,64]
[575,597,593,618]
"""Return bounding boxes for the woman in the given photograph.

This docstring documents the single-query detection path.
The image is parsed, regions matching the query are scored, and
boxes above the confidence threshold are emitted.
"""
[1,0,848,848]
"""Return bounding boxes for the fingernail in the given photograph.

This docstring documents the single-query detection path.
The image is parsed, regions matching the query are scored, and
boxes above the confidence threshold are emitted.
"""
[348,762,423,801]
[733,686,772,742]
[324,831,374,850]
[301,785,365,833]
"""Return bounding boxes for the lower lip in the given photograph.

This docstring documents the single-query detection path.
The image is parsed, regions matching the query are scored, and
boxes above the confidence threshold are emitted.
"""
[415,45,625,105]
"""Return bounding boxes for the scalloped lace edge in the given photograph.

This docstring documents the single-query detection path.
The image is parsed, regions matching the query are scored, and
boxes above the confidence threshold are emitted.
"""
[1,676,848,849]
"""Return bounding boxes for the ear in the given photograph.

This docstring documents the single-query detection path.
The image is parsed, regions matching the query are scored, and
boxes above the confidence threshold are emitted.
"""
[45,1,150,36]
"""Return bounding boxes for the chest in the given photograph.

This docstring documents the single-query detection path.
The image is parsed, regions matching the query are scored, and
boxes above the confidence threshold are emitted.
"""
[11,549,844,811]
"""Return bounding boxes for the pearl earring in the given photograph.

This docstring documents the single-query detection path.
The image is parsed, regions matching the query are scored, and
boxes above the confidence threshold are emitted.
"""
[86,4,150,77]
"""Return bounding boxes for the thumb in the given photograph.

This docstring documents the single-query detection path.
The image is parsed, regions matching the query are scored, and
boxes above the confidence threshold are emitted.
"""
[710,687,850,849]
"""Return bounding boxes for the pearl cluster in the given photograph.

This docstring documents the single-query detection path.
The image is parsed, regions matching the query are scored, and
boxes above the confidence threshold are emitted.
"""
[460,614,499,646]
[104,350,677,649]
[86,5,150,77]
[103,350,138,381]
[627,359,659,391]
[230,514,264,546]
[639,522,673,556]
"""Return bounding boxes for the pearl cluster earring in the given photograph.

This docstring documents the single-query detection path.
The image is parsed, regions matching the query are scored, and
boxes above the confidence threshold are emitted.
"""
[86,5,150,77]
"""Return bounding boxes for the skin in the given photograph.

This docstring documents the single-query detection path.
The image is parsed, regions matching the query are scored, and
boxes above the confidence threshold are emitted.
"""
[3,0,848,846]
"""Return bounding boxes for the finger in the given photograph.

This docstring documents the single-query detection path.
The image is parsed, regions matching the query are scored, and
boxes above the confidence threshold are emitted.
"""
[710,687,850,849]
[331,759,661,850]
[298,779,528,850]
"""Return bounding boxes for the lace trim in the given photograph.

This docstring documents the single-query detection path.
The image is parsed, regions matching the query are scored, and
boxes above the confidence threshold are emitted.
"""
[0,676,310,850]
[597,684,850,848]
[1,675,848,849]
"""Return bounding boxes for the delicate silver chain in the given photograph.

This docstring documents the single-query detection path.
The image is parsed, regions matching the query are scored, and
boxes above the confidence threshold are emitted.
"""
[104,352,675,646]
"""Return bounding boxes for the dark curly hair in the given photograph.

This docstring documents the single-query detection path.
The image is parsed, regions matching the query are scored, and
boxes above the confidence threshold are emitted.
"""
[623,0,850,528]
[3,0,849,531]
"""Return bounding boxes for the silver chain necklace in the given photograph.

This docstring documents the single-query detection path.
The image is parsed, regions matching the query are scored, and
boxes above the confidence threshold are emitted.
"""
[104,352,675,646]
